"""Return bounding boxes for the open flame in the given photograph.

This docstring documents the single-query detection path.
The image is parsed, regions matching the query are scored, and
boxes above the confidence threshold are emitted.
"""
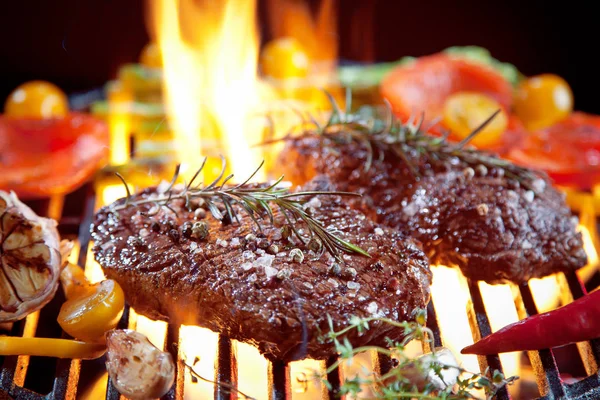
[149,0,265,181]
[266,0,338,72]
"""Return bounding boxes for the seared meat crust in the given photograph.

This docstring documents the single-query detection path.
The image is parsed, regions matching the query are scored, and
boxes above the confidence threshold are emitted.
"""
[91,183,431,361]
[277,136,586,284]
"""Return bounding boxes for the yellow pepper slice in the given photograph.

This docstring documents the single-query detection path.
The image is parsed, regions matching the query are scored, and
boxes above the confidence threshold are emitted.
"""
[58,279,125,343]
[0,337,106,359]
[442,91,508,148]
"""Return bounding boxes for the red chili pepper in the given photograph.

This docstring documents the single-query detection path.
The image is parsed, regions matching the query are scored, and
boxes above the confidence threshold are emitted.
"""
[461,289,600,355]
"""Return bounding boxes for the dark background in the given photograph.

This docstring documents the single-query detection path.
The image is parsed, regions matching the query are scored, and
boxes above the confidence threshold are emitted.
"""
[1,0,598,112]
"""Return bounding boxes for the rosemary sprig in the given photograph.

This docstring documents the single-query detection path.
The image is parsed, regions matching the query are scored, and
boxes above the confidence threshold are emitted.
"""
[111,157,369,261]
[318,312,518,399]
[269,89,544,192]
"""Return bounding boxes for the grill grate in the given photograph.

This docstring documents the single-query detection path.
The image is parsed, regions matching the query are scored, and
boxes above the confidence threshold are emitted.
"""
[1,186,600,400]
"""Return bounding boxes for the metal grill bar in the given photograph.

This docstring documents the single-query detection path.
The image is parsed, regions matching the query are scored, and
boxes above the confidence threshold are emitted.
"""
[517,283,566,399]
[563,272,600,375]
[425,301,442,349]
[162,323,184,400]
[325,355,342,397]
[214,335,236,400]
[268,360,289,400]
[466,280,510,400]
[2,185,600,400]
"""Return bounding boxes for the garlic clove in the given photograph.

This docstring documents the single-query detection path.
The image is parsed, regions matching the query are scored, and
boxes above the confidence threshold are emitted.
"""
[1,245,53,301]
[0,190,61,322]
[105,329,175,400]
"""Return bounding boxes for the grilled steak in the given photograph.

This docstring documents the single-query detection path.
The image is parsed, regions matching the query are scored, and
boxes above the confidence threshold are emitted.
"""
[91,180,431,361]
[277,134,586,284]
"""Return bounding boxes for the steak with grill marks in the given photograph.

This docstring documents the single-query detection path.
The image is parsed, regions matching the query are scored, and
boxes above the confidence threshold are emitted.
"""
[276,135,587,284]
[91,179,431,362]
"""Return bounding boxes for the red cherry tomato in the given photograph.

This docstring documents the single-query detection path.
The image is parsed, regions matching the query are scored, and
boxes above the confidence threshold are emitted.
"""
[506,112,600,189]
[381,54,513,124]
[0,113,109,198]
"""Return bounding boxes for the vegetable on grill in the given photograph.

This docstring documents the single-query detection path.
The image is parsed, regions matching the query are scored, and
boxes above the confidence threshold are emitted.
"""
[57,278,125,342]
[507,112,600,190]
[4,81,68,120]
[0,113,109,198]
[381,53,513,126]
[0,191,62,322]
[0,337,105,359]
[462,288,600,355]
[105,329,175,400]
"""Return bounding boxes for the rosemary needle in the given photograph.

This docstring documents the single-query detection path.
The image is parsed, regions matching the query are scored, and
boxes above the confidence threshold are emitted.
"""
[267,92,544,193]
[111,158,370,262]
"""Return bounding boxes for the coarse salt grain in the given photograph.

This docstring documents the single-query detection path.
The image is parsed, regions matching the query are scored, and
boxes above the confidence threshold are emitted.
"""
[303,197,322,210]
[216,239,228,248]
[366,301,378,315]
[374,227,384,236]
[524,190,535,203]
[253,254,275,269]
[532,179,546,193]
[264,266,278,279]
[241,262,254,271]
[347,281,360,290]
[242,250,255,260]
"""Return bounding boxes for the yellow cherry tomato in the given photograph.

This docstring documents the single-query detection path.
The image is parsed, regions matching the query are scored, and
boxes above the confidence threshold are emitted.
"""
[58,279,125,343]
[514,74,573,131]
[443,91,509,147]
[139,42,162,69]
[4,81,69,119]
[260,37,310,79]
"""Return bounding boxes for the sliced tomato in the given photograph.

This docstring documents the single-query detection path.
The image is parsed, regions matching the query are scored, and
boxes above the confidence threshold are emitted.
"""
[506,112,600,189]
[381,54,513,123]
[0,113,109,198]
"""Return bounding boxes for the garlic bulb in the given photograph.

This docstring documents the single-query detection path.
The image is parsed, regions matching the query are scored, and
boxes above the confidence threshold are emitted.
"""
[105,329,175,399]
[0,191,61,322]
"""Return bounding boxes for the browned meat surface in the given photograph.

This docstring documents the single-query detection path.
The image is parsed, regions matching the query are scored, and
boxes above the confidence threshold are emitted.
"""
[277,135,586,284]
[91,181,431,362]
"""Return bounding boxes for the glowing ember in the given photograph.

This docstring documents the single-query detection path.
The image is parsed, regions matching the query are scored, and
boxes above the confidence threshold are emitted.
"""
[150,0,264,181]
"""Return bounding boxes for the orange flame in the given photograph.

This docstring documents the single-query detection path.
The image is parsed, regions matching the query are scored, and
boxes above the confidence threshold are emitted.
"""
[148,0,264,181]
[266,0,338,69]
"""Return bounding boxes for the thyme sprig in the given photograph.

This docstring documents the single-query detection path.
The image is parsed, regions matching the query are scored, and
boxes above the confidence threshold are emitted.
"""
[267,89,544,192]
[319,312,518,399]
[112,157,369,261]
